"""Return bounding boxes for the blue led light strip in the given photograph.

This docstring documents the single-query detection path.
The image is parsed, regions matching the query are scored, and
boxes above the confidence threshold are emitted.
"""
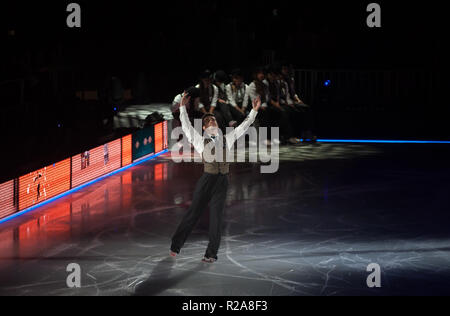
[0,149,169,225]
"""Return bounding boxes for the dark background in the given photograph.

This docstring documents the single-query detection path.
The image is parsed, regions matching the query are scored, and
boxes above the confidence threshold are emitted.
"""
[2,1,446,90]
[0,0,448,181]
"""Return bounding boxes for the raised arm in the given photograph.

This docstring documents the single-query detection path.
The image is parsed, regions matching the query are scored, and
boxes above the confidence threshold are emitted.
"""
[179,93,204,154]
[225,97,261,149]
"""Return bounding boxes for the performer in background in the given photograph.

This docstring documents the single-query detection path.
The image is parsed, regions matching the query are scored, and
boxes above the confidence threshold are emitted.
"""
[247,67,274,145]
[264,66,298,145]
[280,63,316,142]
[170,92,261,263]
[172,87,202,125]
[196,70,226,132]
[214,70,245,128]
[226,69,251,116]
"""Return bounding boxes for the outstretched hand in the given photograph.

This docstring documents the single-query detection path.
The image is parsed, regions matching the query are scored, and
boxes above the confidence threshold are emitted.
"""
[180,92,191,107]
[252,96,261,111]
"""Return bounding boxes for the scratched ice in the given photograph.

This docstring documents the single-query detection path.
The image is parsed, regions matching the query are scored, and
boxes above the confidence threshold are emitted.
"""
[1,144,450,295]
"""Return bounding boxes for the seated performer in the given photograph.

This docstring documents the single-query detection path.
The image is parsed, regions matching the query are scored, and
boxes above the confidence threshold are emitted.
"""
[195,70,226,132]
[264,66,299,145]
[247,67,275,145]
[170,92,261,263]
[280,63,316,142]
[214,70,245,127]
[226,69,251,116]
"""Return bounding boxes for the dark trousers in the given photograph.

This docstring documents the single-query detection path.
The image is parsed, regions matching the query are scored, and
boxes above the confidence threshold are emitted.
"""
[295,103,314,134]
[281,104,301,137]
[171,173,229,260]
[215,102,246,127]
[286,103,314,138]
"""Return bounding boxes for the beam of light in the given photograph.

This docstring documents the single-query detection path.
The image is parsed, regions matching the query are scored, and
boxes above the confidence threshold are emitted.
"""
[0,149,169,225]
[316,139,450,144]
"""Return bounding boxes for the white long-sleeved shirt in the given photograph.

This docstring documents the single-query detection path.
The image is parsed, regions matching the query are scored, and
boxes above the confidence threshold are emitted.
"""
[195,84,218,110]
[226,83,250,109]
[247,81,269,108]
[179,105,258,154]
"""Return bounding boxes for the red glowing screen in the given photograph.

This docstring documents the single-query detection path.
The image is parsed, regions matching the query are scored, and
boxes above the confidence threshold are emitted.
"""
[0,180,15,219]
[154,122,163,153]
[163,121,168,149]
[122,134,132,167]
[71,139,121,188]
[18,159,71,211]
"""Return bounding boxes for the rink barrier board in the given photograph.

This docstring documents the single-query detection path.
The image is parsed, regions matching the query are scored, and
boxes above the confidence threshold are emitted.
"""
[0,121,169,221]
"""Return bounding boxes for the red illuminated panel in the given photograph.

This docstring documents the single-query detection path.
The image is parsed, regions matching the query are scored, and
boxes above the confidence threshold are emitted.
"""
[72,139,121,188]
[0,180,15,219]
[154,122,163,153]
[122,134,132,166]
[163,121,168,149]
[18,159,71,211]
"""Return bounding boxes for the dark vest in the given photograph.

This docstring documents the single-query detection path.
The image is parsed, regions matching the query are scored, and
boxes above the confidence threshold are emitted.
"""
[217,83,228,102]
[267,80,280,103]
[202,137,230,175]
[284,75,297,99]
[279,80,289,104]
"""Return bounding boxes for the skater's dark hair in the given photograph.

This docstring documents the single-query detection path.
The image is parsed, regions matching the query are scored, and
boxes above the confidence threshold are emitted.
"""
[201,113,216,127]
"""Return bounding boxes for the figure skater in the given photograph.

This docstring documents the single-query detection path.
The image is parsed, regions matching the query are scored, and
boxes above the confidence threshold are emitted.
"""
[170,91,261,263]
